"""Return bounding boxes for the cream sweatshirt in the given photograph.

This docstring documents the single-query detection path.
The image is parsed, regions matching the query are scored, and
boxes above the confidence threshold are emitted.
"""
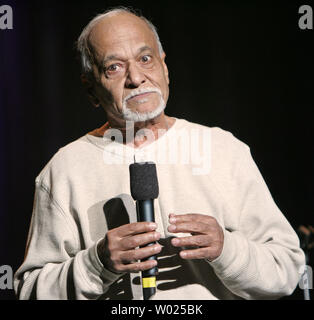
[14,118,305,300]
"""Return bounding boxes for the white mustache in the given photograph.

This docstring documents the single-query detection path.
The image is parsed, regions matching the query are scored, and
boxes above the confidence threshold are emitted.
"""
[124,87,161,102]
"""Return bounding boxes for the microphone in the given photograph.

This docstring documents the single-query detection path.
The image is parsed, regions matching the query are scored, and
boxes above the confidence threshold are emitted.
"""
[129,161,159,300]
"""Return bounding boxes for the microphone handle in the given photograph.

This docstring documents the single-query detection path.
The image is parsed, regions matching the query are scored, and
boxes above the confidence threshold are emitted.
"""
[136,199,158,300]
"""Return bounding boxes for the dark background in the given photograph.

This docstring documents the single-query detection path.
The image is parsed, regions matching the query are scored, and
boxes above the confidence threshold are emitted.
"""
[0,0,313,300]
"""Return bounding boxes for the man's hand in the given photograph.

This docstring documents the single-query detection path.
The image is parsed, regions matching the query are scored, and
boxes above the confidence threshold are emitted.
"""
[167,213,224,261]
[97,222,162,274]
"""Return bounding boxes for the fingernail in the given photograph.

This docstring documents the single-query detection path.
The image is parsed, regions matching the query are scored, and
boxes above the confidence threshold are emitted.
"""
[149,223,157,229]
[168,225,176,232]
[156,242,164,248]
[169,217,176,223]
[172,238,179,246]
[154,245,161,252]
[180,251,187,258]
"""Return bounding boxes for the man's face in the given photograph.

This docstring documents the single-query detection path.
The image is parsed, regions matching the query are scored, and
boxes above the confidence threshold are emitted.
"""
[88,13,169,121]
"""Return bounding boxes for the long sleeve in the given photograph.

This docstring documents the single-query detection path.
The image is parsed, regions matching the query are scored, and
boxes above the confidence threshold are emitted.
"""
[13,122,306,300]
[208,145,305,299]
[14,182,121,300]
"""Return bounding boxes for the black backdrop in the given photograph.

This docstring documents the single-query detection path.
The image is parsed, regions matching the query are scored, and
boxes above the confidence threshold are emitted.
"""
[0,0,313,300]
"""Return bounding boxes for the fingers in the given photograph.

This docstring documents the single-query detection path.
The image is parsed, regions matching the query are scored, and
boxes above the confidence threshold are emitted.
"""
[168,213,218,234]
[167,213,224,261]
[118,258,158,273]
[168,221,211,234]
[120,243,162,263]
[179,247,218,260]
[112,243,162,273]
[171,234,211,248]
[169,213,215,226]
[116,221,158,237]
[120,231,161,250]
[101,222,162,274]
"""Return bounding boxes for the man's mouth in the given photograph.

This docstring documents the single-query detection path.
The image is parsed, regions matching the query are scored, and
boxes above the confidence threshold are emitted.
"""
[127,91,154,101]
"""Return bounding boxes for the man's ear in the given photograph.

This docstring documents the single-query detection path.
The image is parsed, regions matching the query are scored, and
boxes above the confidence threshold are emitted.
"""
[80,74,100,108]
[161,52,169,85]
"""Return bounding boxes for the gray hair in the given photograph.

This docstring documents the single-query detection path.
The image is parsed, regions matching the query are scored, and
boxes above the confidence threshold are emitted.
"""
[76,7,164,75]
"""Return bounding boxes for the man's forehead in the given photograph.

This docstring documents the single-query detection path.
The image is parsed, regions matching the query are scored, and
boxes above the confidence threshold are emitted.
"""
[88,13,157,55]
[91,36,157,65]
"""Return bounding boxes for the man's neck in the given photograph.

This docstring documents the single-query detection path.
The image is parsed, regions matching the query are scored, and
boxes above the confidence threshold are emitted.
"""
[92,112,176,148]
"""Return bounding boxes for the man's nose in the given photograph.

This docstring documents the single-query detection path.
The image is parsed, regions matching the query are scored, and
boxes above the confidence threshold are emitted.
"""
[125,63,146,88]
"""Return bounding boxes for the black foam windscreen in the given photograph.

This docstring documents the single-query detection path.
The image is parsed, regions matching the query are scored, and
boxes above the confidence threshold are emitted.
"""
[129,162,159,200]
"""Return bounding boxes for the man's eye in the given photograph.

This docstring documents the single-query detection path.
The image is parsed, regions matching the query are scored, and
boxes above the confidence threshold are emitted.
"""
[106,64,120,73]
[141,55,152,63]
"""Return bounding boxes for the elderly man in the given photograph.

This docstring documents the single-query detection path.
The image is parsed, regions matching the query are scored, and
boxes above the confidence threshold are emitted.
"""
[14,7,305,300]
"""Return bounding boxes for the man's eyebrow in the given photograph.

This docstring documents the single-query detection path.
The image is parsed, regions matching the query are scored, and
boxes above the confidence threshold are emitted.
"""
[102,46,153,65]
[102,54,119,66]
[137,45,153,54]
